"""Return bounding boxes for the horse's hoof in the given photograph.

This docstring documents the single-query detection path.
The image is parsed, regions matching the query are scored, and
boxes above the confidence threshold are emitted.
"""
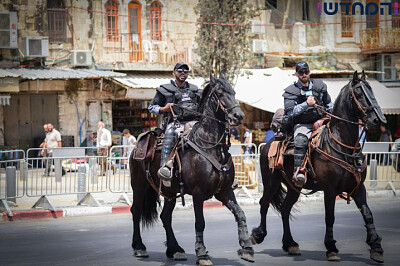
[196,259,213,265]
[238,248,255,262]
[326,251,341,261]
[173,252,187,261]
[370,250,384,263]
[287,246,301,256]
[134,249,149,258]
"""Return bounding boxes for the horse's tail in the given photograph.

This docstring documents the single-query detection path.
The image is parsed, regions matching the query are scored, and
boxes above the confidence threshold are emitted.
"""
[130,157,160,228]
[141,184,160,228]
[259,139,287,215]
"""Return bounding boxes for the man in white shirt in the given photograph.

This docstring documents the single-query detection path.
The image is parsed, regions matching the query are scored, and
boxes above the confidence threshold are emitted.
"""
[122,129,137,159]
[97,121,113,175]
[43,123,65,176]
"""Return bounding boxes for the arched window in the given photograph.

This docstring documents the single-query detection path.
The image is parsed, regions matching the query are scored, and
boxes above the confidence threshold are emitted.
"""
[47,0,67,43]
[150,2,162,41]
[128,1,142,61]
[106,0,119,42]
[341,0,353,37]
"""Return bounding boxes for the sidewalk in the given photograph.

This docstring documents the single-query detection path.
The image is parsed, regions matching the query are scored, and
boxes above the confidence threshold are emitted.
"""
[1,187,399,221]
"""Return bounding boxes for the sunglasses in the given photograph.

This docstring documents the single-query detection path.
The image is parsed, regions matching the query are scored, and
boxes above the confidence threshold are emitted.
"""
[176,69,189,73]
[297,70,310,76]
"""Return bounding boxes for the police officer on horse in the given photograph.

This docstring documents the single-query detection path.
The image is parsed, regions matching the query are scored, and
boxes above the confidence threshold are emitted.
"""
[148,62,200,184]
[283,61,333,187]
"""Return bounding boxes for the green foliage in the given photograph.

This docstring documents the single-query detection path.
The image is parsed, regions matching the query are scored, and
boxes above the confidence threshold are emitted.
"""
[65,79,81,100]
[194,0,258,82]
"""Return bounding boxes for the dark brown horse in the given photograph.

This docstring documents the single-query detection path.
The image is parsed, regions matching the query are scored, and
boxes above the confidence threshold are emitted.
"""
[130,73,254,265]
[251,71,386,263]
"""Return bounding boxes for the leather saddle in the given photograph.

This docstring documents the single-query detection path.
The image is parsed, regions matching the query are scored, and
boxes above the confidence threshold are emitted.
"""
[133,121,198,162]
[268,118,329,171]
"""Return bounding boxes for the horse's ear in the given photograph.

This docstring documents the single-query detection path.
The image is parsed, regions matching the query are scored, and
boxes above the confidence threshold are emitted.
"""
[361,70,366,81]
[219,72,226,80]
[210,72,216,84]
[352,70,359,82]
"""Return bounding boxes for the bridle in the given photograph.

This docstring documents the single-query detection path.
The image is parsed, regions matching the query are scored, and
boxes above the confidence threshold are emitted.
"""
[315,80,374,153]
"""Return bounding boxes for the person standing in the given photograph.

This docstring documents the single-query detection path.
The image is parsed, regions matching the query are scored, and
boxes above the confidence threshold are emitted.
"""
[43,123,65,176]
[379,125,393,165]
[96,121,113,175]
[122,129,137,160]
[243,123,253,154]
[148,62,200,182]
[39,123,49,157]
[283,61,333,187]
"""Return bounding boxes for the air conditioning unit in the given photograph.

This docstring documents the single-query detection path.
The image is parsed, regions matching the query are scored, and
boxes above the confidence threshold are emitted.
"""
[250,20,265,34]
[23,36,49,57]
[71,50,92,66]
[0,11,18,49]
[251,39,267,53]
[377,54,397,81]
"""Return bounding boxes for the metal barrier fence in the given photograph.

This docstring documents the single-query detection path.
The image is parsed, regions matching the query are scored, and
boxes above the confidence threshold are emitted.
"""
[108,145,132,193]
[0,150,26,216]
[26,147,108,199]
[0,150,26,201]
[0,141,399,212]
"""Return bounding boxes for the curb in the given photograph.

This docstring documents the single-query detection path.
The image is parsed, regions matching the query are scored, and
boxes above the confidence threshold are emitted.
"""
[1,190,398,221]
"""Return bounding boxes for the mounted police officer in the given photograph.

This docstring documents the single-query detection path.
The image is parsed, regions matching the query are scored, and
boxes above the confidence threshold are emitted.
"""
[148,62,200,184]
[283,61,333,187]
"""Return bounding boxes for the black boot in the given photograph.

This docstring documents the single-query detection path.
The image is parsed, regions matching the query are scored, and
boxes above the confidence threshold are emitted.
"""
[293,153,306,187]
[158,126,178,181]
[293,133,308,187]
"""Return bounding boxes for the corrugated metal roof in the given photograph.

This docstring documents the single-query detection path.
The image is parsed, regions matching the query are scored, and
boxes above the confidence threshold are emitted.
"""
[113,73,205,89]
[0,68,126,79]
[0,70,20,78]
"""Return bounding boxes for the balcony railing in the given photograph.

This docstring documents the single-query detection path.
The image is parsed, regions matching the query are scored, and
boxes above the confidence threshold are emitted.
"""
[360,28,400,53]
[100,37,196,67]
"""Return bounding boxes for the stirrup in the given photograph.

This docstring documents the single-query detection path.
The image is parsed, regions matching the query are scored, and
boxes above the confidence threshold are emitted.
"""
[293,168,306,188]
[157,160,173,181]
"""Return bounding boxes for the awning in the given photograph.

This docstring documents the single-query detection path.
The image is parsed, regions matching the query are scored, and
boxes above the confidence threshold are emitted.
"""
[0,68,126,80]
[233,68,400,115]
[112,73,205,100]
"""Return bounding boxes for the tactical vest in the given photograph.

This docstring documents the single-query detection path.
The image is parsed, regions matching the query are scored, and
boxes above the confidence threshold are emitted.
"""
[157,82,200,121]
[283,80,326,124]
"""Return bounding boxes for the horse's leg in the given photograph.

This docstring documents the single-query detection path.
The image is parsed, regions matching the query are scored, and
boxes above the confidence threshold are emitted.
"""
[192,195,212,266]
[215,189,255,262]
[323,189,340,261]
[352,184,384,263]
[281,188,301,255]
[251,173,281,245]
[131,201,148,257]
[160,198,186,261]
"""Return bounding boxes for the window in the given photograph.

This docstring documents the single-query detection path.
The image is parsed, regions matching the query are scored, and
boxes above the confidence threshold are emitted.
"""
[302,0,310,21]
[392,0,400,28]
[150,2,161,41]
[366,0,379,29]
[106,0,119,42]
[341,0,353,37]
[128,1,142,61]
[47,0,67,43]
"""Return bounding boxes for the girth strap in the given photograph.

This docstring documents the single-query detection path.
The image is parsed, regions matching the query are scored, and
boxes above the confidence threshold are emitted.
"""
[185,138,232,172]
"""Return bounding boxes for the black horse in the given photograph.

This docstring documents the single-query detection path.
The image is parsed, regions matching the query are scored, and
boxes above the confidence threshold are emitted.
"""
[130,73,254,265]
[251,71,386,263]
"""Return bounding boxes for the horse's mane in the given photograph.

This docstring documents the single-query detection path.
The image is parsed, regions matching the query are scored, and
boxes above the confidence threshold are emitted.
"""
[198,82,211,113]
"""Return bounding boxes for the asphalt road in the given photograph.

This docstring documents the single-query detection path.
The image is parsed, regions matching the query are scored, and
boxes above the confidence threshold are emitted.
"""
[1,197,400,266]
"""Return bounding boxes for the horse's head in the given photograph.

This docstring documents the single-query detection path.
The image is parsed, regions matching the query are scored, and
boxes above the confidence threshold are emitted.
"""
[349,70,387,129]
[206,73,244,125]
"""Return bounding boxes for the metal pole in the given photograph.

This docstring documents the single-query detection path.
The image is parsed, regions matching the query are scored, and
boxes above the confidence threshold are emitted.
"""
[370,159,377,187]
[77,166,87,202]
[6,166,17,203]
